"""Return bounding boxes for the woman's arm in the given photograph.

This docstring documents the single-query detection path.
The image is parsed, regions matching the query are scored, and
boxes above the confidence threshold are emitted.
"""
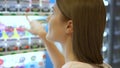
[25,18,65,68]
[42,37,65,68]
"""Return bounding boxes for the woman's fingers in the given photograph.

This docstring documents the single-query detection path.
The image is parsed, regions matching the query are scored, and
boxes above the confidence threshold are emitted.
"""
[23,27,35,34]
[26,14,31,23]
[25,8,31,22]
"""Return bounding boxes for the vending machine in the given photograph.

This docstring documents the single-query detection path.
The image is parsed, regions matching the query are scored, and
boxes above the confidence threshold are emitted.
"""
[0,0,55,68]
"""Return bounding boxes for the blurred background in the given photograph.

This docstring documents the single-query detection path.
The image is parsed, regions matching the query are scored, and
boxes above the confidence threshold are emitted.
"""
[0,0,120,68]
[102,0,120,68]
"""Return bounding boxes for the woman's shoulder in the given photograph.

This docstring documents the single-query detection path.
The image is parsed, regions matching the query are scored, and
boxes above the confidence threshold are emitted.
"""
[102,63,112,68]
[62,61,112,68]
[62,61,93,68]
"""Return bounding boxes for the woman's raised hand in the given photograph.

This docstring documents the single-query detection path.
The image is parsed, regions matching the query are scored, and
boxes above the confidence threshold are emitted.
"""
[25,15,47,39]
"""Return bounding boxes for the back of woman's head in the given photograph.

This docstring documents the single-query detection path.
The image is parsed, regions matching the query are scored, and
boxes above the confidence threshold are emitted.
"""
[56,0,106,65]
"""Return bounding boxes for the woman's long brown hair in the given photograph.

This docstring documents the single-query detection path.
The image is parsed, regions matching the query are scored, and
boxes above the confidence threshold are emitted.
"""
[56,0,106,66]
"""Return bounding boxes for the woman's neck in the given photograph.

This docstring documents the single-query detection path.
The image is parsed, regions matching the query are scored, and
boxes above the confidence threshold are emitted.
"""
[61,37,77,63]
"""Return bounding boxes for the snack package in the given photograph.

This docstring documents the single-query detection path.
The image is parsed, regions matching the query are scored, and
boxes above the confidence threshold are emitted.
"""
[6,39,18,51]
[41,0,50,12]
[31,0,40,12]
[0,0,5,11]
[6,0,18,12]
[0,39,6,52]
[19,0,31,12]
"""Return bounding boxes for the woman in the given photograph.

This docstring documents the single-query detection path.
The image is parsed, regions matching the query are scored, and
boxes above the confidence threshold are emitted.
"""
[26,0,112,68]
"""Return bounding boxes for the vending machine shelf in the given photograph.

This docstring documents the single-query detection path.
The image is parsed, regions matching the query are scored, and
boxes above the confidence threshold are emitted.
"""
[0,12,51,16]
[0,48,46,56]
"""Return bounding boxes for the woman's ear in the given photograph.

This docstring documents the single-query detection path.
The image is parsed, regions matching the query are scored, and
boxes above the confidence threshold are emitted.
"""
[65,20,73,34]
